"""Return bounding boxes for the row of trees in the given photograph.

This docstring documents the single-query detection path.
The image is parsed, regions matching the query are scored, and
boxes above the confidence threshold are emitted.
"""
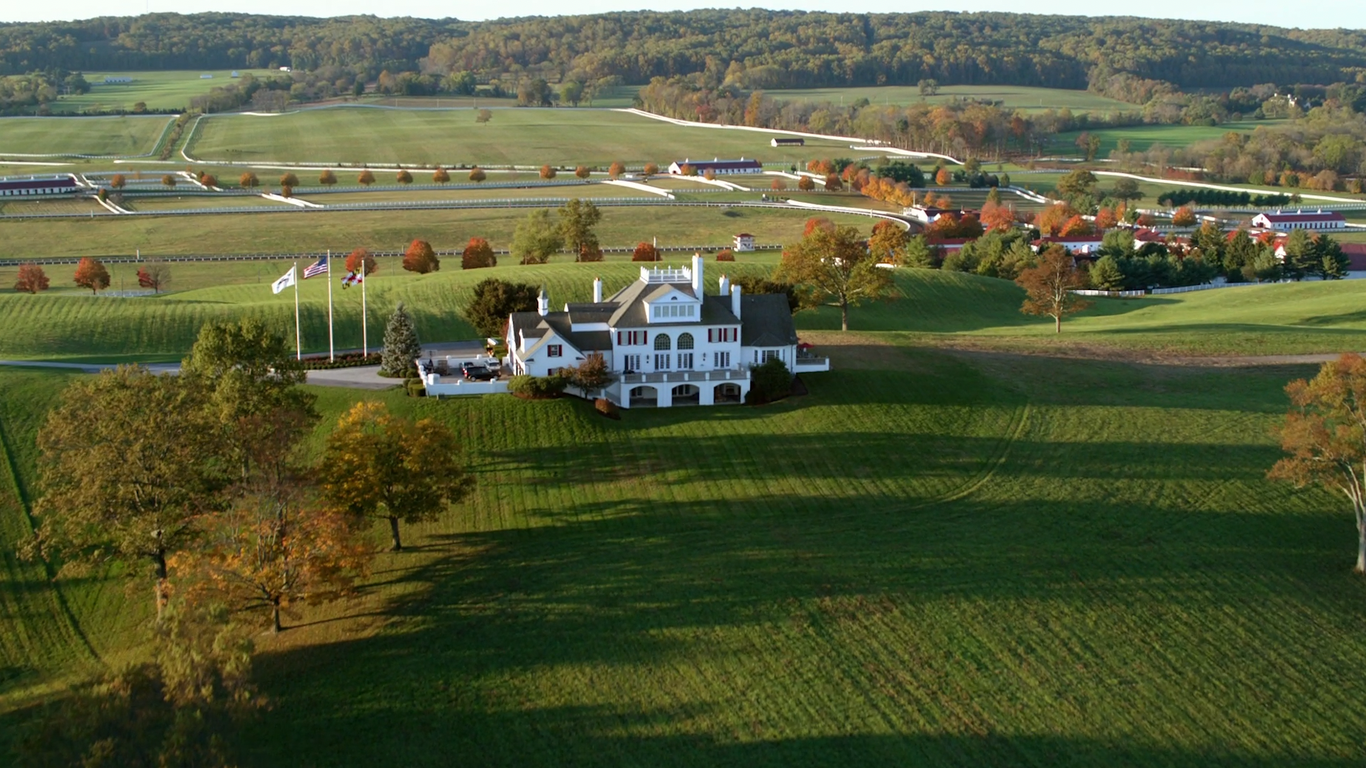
[12,258,171,295]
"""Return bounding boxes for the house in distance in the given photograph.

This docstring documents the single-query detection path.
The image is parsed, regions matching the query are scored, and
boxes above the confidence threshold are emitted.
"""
[770,137,805,147]
[667,158,763,175]
[1251,209,1347,232]
[504,255,829,408]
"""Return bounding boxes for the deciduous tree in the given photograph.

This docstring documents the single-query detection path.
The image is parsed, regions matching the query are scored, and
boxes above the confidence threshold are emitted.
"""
[980,201,1018,232]
[461,237,497,269]
[867,220,907,264]
[511,208,565,265]
[797,175,815,191]
[321,402,475,551]
[14,263,49,293]
[632,241,658,262]
[73,257,110,294]
[345,247,377,276]
[1269,353,1366,573]
[934,167,951,186]
[642,163,658,177]
[29,367,224,618]
[161,174,177,188]
[475,108,492,124]
[608,161,625,179]
[469,167,486,182]
[110,173,126,189]
[1016,245,1092,333]
[540,164,557,180]
[775,223,893,331]
[239,171,258,188]
[575,165,591,179]
[318,169,337,186]
[137,261,171,293]
[466,278,539,337]
[1172,205,1198,226]
[402,239,439,273]
[279,172,299,188]
[380,302,422,377]
[396,169,413,184]
[558,198,602,262]
[567,352,611,396]
[770,177,787,191]
[432,166,450,183]
[358,169,375,186]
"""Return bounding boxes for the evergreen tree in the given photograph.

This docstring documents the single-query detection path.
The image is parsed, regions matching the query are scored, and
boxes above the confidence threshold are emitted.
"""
[1089,255,1127,291]
[381,302,422,377]
[1281,229,1317,281]
[1316,236,1351,280]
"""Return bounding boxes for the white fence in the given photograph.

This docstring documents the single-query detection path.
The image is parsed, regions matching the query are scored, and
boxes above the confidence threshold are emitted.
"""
[1073,289,1146,298]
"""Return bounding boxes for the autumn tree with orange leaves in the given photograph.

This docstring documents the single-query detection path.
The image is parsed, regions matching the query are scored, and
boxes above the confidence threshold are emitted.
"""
[1269,354,1366,573]
[980,201,1017,232]
[73,257,110,295]
[402,239,440,274]
[461,237,497,269]
[345,248,378,276]
[1172,205,1198,226]
[1016,245,1092,333]
[1034,202,1080,236]
[14,263,49,293]
[321,402,475,551]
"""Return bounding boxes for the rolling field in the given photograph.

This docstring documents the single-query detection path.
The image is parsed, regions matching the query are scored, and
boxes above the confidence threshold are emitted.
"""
[3,294,1366,763]
[0,115,173,157]
[0,205,876,260]
[1053,121,1272,157]
[186,108,848,166]
[767,85,1134,114]
[47,70,281,113]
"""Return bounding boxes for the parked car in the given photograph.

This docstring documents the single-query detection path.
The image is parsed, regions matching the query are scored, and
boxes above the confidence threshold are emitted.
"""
[462,363,496,381]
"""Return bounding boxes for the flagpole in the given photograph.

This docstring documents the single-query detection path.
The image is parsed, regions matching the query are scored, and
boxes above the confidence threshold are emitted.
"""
[293,262,301,361]
[361,266,368,358]
[327,250,334,363]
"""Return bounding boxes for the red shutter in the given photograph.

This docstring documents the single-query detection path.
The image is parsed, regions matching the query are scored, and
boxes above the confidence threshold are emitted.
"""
[617,332,621,345]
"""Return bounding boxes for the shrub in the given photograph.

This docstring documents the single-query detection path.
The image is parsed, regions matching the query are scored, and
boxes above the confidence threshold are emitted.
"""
[632,242,658,262]
[461,237,497,269]
[405,378,426,397]
[716,249,735,262]
[746,358,793,405]
[594,398,621,420]
[508,374,567,399]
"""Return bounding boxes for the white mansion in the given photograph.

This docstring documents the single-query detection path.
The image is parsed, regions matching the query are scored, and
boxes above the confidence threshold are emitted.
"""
[505,255,829,408]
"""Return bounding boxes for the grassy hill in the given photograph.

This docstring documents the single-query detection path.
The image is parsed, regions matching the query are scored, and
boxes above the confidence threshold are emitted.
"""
[3,330,1365,764]
[5,262,1366,361]
[186,107,843,167]
[767,85,1133,114]
[0,115,173,157]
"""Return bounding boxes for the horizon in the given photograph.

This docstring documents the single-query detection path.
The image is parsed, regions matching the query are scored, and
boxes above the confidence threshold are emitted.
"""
[1,3,1363,31]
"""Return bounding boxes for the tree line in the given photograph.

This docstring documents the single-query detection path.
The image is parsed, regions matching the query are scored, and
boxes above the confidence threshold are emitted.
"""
[5,11,1366,92]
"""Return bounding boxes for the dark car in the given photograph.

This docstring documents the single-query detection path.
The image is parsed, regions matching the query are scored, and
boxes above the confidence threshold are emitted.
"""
[461,363,496,381]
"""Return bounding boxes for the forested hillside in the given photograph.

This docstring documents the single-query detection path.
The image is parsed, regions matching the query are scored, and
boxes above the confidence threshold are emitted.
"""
[2,10,1365,91]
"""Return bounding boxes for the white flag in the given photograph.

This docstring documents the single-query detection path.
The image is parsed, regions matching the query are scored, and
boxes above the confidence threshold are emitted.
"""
[272,266,297,294]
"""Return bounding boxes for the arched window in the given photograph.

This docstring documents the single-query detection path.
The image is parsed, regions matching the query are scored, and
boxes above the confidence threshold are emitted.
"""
[677,332,694,350]
[654,334,672,350]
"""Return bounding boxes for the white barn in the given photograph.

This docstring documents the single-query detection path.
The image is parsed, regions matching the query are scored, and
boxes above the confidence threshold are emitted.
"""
[1251,209,1347,231]
[505,255,828,408]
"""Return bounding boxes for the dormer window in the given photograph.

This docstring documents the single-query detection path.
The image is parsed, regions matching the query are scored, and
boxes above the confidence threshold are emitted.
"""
[651,304,696,319]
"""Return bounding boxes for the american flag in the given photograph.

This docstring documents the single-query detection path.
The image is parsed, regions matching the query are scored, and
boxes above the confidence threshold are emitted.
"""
[303,255,328,279]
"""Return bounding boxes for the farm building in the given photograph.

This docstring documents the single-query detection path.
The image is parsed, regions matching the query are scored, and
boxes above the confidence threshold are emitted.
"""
[101,76,132,85]
[770,137,805,147]
[1034,235,1106,256]
[1251,209,1347,231]
[1273,239,1366,271]
[733,233,756,252]
[668,158,763,176]
[0,175,81,197]
[504,255,829,408]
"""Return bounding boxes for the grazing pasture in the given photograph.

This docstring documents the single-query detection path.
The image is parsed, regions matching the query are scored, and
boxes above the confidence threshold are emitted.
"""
[186,107,849,166]
[0,115,173,157]
[767,84,1134,114]
[44,69,281,113]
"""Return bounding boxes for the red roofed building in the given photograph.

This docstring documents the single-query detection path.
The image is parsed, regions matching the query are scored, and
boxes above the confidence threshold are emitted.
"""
[1034,235,1105,256]
[0,174,80,197]
[1251,209,1347,231]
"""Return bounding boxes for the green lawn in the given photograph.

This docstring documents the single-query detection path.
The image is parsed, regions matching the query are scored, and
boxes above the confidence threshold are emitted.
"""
[47,70,280,114]
[1053,121,1273,157]
[0,115,173,157]
[0,205,871,260]
[3,325,1366,764]
[767,85,1134,114]
[186,108,848,166]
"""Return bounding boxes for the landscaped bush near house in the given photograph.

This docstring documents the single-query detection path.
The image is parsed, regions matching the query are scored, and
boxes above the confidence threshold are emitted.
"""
[594,398,621,419]
[508,374,567,399]
[405,378,426,397]
[746,358,793,404]
[299,352,382,370]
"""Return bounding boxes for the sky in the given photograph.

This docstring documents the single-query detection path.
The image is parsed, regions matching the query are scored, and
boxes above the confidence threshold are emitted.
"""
[1,0,1364,29]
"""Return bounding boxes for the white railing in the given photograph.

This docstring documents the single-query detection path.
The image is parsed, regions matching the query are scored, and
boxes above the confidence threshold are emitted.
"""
[621,368,749,384]
[795,357,830,371]
[641,266,692,284]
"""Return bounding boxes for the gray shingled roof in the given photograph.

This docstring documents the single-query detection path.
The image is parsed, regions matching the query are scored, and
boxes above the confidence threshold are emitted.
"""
[739,294,797,348]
